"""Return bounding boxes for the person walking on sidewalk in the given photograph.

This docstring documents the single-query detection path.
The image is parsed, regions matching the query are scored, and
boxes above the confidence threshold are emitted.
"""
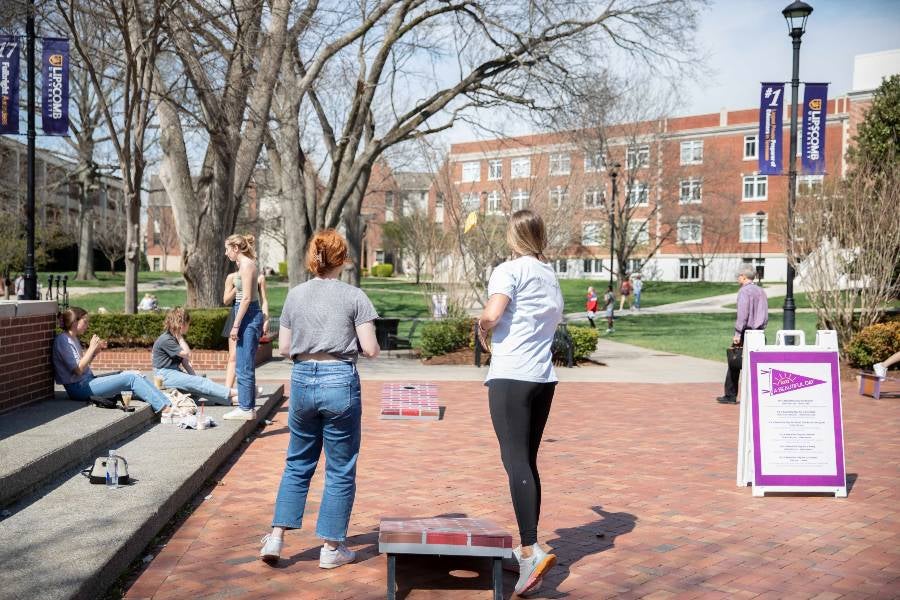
[222,234,265,420]
[603,285,616,333]
[619,276,632,311]
[585,286,598,328]
[477,210,563,597]
[632,273,643,310]
[717,267,768,404]
[260,229,380,568]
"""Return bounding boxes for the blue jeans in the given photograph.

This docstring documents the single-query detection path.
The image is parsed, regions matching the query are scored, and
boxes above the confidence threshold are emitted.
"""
[634,291,641,309]
[65,371,171,412]
[155,368,232,405]
[235,301,264,411]
[272,361,362,541]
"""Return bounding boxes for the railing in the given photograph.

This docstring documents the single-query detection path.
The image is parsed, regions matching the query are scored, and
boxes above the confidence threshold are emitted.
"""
[44,274,69,311]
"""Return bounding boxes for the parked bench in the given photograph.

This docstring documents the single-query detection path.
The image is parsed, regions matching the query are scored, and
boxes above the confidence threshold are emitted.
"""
[387,319,420,355]
[379,516,512,600]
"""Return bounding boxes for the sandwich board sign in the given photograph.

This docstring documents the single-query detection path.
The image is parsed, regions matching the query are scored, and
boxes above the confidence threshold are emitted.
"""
[736,330,847,497]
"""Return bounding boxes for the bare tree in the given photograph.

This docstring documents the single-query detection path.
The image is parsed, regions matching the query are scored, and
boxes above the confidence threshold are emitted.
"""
[792,158,900,349]
[382,209,448,283]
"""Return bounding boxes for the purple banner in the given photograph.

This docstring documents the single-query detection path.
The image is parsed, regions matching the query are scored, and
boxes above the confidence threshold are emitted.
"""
[801,83,828,175]
[41,37,69,136]
[758,83,784,175]
[0,36,20,134]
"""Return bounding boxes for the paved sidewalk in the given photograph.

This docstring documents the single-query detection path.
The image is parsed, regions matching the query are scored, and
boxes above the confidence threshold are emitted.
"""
[124,377,899,599]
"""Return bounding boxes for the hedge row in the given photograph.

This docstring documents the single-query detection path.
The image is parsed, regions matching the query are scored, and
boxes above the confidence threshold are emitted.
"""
[84,309,230,350]
[370,263,394,277]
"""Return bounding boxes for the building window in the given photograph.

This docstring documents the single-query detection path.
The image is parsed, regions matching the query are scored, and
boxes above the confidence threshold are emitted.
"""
[376,249,385,264]
[435,193,444,223]
[553,259,568,274]
[797,174,824,195]
[627,220,650,245]
[510,157,531,179]
[627,181,649,207]
[152,219,161,245]
[740,214,768,243]
[549,186,569,208]
[583,187,605,209]
[549,153,571,175]
[461,161,480,182]
[152,257,161,271]
[743,135,758,160]
[582,222,603,246]
[679,178,702,204]
[487,159,503,180]
[742,174,768,200]
[677,216,703,243]
[680,140,703,165]
[584,151,606,172]
[743,257,766,280]
[486,190,502,214]
[627,258,643,274]
[461,192,480,213]
[511,189,529,211]
[626,145,650,169]
[582,258,603,274]
[679,258,701,281]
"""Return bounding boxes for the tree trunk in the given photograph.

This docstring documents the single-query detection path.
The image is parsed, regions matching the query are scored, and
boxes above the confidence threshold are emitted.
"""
[124,185,141,313]
[343,210,363,287]
[75,202,96,280]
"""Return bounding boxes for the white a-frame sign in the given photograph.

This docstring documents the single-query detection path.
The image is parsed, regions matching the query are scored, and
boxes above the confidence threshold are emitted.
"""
[736,330,847,497]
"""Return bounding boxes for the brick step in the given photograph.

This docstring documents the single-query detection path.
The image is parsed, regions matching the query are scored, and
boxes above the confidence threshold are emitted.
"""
[0,392,156,509]
[0,385,284,600]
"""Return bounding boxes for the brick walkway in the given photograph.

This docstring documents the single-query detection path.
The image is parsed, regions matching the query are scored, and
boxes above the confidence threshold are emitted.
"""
[125,381,900,599]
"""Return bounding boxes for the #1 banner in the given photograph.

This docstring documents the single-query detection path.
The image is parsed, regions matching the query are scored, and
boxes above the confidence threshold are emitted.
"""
[758,82,785,175]
[0,36,20,134]
[41,37,69,136]
[801,83,828,175]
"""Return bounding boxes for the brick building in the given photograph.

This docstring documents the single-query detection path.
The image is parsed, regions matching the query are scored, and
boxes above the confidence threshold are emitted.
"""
[432,50,898,282]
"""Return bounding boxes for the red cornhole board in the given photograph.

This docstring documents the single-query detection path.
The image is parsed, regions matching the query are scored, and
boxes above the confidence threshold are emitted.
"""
[380,383,440,420]
[379,517,512,600]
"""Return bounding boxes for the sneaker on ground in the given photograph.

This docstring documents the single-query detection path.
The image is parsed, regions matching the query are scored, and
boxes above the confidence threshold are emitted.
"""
[259,534,282,563]
[223,407,256,420]
[319,543,356,569]
[514,544,556,596]
[873,363,887,380]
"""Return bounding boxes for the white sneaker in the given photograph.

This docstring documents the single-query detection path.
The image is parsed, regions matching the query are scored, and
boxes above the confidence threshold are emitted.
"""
[260,534,282,563]
[319,543,356,569]
[223,407,256,420]
[514,544,556,596]
[873,363,887,380]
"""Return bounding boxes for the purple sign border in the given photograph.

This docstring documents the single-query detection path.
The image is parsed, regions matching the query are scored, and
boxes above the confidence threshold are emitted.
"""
[749,351,845,487]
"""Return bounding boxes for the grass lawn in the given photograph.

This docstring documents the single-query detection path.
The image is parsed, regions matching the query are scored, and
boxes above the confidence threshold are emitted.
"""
[578,312,822,363]
[38,271,183,288]
[559,279,736,314]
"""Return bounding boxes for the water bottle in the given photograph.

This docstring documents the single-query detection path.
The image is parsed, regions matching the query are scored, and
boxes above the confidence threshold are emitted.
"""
[106,450,119,489]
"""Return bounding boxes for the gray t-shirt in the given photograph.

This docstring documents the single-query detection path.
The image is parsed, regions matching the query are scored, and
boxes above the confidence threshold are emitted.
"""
[281,278,379,362]
[52,333,92,385]
[152,331,184,370]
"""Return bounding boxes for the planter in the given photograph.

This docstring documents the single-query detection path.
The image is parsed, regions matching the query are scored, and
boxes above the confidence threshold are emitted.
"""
[91,340,273,372]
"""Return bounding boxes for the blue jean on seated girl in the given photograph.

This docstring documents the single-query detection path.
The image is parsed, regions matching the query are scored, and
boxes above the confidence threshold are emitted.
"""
[65,371,171,412]
[155,369,231,405]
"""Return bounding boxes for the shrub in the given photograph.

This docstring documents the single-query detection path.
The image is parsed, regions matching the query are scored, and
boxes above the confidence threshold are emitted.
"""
[845,321,900,368]
[420,317,473,357]
[278,262,287,277]
[568,325,600,359]
[370,263,382,277]
[370,263,395,277]
[84,308,230,350]
[361,268,369,277]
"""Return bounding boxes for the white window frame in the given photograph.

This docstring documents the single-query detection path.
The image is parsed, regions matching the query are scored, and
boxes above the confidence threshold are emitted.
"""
[434,194,444,223]
[582,258,603,274]
[680,140,703,165]
[461,192,480,214]
[740,214,769,243]
[679,178,702,204]
[742,174,768,201]
[486,190,502,214]
[510,157,531,179]
[797,174,824,195]
[626,145,650,169]
[511,189,529,211]
[581,222,603,246]
[677,216,703,244]
[743,135,758,160]
[488,159,503,181]
[549,186,569,208]
[549,153,571,175]
[627,181,649,207]
[627,220,650,245]
[679,258,701,281]
[384,191,395,222]
[584,152,606,172]
[461,161,480,182]
[583,187,605,209]
[553,259,568,274]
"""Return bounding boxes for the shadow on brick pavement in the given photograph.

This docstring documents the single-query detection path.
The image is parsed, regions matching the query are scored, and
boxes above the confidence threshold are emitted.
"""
[124,379,900,599]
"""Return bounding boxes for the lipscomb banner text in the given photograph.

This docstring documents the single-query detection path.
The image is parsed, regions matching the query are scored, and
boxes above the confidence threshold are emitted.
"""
[0,36,20,134]
[801,83,828,175]
[758,82,785,175]
[41,38,69,136]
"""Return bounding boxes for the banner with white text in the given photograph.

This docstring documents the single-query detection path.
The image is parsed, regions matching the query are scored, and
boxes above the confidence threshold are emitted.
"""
[0,36,20,134]
[801,83,829,175]
[758,82,785,175]
[41,37,69,136]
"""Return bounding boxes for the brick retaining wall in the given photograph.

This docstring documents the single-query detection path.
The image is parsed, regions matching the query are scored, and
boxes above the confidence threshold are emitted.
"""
[91,341,273,372]
[0,301,58,414]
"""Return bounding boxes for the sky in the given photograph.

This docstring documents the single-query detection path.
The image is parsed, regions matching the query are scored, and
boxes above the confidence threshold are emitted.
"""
[443,0,900,145]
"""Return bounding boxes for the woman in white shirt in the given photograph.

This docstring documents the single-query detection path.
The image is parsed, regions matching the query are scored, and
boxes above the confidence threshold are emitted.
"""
[478,210,563,597]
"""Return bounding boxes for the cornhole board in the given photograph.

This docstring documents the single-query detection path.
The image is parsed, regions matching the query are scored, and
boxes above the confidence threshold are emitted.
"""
[858,372,897,400]
[379,517,512,600]
[736,330,847,497]
[380,383,440,420]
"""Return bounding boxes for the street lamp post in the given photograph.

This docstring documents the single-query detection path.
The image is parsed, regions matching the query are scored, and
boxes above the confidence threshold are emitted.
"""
[781,1,813,333]
[608,163,620,288]
[756,210,766,282]
[24,0,37,300]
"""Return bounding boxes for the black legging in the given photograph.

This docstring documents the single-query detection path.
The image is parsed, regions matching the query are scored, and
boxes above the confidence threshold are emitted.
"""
[488,379,555,547]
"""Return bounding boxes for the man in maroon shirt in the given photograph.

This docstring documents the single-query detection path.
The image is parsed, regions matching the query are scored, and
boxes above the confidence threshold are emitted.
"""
[717,267,768,404]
